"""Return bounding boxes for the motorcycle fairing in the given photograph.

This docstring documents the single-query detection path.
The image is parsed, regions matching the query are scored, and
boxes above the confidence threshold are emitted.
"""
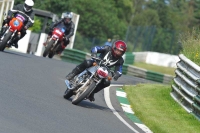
[9,18,23,31]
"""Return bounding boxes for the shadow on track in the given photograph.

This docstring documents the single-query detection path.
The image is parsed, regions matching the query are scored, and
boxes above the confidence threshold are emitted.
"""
[2,50,31,58]
[64,98,121,113]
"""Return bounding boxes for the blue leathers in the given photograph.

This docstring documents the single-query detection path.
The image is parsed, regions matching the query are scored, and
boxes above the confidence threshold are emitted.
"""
[66,45,124,101]
[91,45,123,80]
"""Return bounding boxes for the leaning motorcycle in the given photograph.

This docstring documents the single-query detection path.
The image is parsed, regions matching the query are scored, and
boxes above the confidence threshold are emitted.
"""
[43,24,66,58]
[63,57,114,105]
[0,11,27,51]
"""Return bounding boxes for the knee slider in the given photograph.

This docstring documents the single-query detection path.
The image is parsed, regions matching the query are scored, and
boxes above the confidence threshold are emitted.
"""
[103,79,110,87]
[84,60,93,67]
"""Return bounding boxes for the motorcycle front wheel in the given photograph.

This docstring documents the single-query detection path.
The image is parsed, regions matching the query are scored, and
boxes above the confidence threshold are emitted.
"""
[72,80,96,105]
[63,88,73,99]
[0,31,12,51]
[43,39,54,57]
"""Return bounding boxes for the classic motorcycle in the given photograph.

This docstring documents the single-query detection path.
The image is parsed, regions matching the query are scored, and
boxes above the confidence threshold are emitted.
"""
[0,11,28,51]
[63,57,114,105]
[43,24,66,58]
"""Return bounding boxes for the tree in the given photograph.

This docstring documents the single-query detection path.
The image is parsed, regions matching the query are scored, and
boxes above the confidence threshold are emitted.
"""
[66,0,128,39]
[28,17,41,33]
[132,9,161,26]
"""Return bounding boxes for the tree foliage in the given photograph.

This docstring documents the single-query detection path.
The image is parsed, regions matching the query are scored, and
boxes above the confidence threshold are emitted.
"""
[13,0,200,54]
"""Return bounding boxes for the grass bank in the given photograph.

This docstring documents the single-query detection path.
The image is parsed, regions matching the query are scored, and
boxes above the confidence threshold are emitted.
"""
[124,84,200,133]
[133,62,175,76]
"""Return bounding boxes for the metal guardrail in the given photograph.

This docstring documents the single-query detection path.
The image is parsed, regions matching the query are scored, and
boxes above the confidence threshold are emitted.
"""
[171,54,200,121]
[60,49,174,84]
[124,52,134,64]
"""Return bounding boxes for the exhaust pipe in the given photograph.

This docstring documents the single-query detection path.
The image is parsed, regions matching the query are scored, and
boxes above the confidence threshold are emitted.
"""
[65,80,73,90]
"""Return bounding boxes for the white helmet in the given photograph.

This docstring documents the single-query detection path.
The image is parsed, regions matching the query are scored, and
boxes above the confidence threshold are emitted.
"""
[63,12,73,24]
[24,0,34,12]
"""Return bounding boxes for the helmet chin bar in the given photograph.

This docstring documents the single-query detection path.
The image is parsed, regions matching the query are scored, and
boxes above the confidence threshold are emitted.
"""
[24,4,32,12]
[24,7,31,12]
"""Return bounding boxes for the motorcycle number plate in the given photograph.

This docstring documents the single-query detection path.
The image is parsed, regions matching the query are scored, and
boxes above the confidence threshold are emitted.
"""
[52,35,59,39]
[97,67,108,78]
[55,29,62,35]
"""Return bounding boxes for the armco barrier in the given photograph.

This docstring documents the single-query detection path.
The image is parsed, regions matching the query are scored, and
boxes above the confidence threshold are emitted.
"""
[146,71,164,83]
[171,54,200,121]
[60,49,173,84]
[61,49,89,64]
[124,52,134,65]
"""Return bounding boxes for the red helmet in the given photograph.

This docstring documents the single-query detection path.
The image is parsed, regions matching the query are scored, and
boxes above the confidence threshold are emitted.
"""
[112,40,127,58]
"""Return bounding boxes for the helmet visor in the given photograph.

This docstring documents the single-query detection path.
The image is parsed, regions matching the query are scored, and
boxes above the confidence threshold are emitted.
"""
[25,4,32,11]
[65,18,71,24]
[114,48,124,57]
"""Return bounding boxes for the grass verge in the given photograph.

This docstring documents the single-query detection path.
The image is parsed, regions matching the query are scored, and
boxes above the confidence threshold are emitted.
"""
[124,84,200,133]
[133,62,175,76]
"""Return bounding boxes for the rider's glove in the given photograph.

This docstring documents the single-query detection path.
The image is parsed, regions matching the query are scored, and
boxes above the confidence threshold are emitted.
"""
[24,25,30,30]
[65,37,69,42]
[24,26,28,30]
[7,16,11,19]
[113,71,121,81]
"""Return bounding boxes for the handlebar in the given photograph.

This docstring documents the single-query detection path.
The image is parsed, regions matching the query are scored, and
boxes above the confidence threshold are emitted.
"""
[16,10,31,19]
[91,56,115,77]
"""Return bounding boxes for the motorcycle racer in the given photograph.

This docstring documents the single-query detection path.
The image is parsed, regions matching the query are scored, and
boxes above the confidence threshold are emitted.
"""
[65,40,127,101]
[0,0,35,48]
[44,12,75,54]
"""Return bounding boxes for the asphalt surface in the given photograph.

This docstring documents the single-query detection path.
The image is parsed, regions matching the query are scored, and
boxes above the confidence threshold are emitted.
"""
[0,50,152,133]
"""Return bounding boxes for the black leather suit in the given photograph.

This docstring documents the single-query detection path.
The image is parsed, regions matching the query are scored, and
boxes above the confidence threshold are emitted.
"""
[48,18,75,47]
[2,3,35,39]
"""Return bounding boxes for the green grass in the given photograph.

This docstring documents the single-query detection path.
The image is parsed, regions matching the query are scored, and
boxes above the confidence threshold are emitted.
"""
[124,84,200,133]
[133,62,176,76]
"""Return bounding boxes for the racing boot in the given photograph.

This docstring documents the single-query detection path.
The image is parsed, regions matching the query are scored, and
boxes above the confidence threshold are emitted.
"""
[12,32,23,48]
[14,42,18,48]
[66,66,83,80]
[88,80,110,102]
[66,61,87,80]
[12,36,21,48]
[13,40,19,48]
[88,93,95,102]
[57,42,66,55]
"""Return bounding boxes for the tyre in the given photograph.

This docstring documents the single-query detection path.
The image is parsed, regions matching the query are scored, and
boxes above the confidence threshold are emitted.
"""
[0,31,12,51]
[63,88,73,99]
[72,80,96,105]
[48,51,54,58]
[43,40,54,57]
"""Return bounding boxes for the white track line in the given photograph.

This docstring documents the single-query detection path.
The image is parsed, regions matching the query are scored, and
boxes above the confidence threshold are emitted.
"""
[104,86,140,133]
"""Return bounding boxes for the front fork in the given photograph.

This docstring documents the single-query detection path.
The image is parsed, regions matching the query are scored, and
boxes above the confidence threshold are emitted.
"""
[7,30,20,46]
[46,38,58,49]
[0,24,21,47]
[0,25,9,40]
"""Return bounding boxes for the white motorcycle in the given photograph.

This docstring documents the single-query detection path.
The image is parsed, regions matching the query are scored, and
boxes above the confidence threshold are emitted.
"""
[63,57,114,105]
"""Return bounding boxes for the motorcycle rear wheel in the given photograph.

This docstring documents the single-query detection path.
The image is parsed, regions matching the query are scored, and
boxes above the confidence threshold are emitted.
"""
[0,31,12,51]
[72,80,96,105]
[48,51,54,58]
[49,43,61,58]
[43,40,54,57]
